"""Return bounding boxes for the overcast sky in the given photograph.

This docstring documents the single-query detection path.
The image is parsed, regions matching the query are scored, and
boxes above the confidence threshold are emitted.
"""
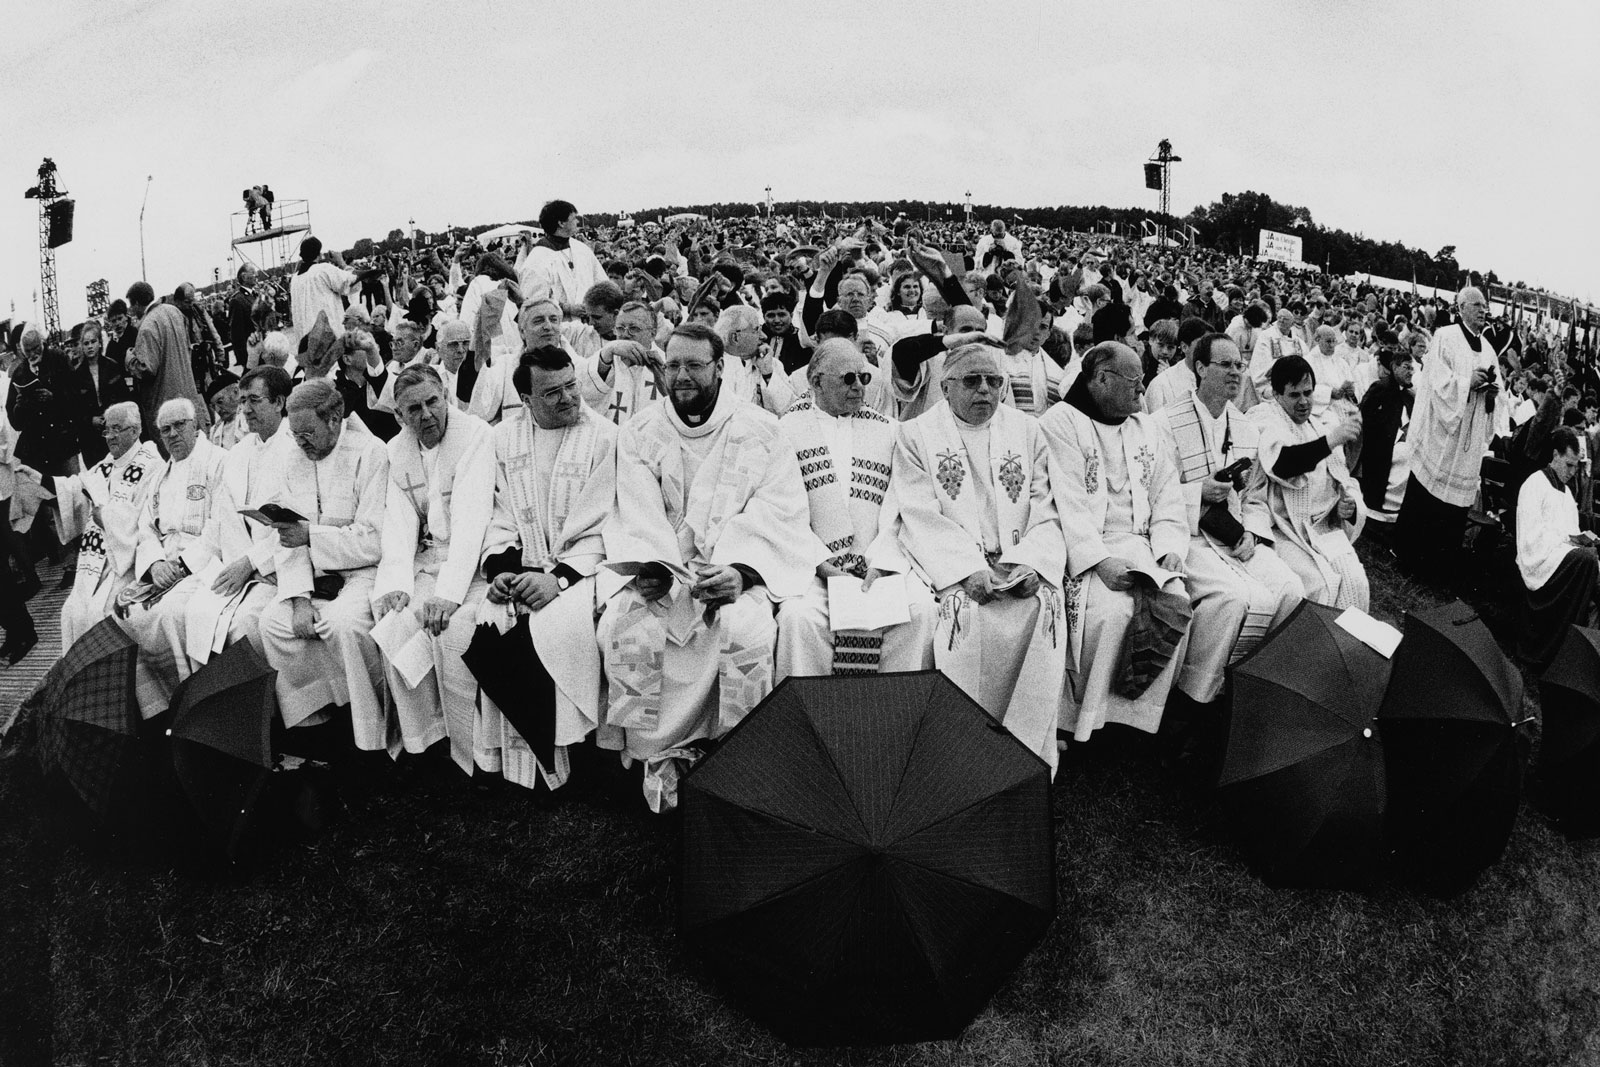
[6,0,1596,326]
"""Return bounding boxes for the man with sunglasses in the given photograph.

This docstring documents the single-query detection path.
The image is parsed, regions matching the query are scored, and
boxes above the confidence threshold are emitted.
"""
[896,342,1067,773]
[115,397,231,717]
[774,339,936,681]
[598,322,821,811]
[1042,341,1191,747]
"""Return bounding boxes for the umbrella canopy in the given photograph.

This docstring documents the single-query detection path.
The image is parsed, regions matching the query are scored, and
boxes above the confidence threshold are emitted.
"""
[680,670,1054,1046]
[474,223,536,242]
[1536,625,1600,836]
[1379,601,1527,895]
[32,618,145,825]
[1221,600,1389,888]
[165,639,277,860]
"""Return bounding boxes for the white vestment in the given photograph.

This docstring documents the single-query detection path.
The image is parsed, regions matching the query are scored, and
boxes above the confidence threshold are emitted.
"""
[773,402,935,681]
[1039,401,1190,740]
[1410,324,1500,507]
[896,402,1067,771]
[116,436,230,717]
[1249,328,1305,401]
[372,411,496,760]
[57,441,163,649]
[257,423,391,744]
[893,349,1064,423]
[720,354,803,416]
[597,386,823,811]
[1253,402,1370,610]
[474,407,618,790]
[1154,394,1304,702]
[578,348,666,426]
[515,240,607,310]
[1142,360,1196,415]
[289,263,358,348]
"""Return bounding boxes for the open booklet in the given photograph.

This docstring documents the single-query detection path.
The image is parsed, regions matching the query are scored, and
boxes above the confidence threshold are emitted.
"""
[1127,564,1185,589]
[827,573,911,632]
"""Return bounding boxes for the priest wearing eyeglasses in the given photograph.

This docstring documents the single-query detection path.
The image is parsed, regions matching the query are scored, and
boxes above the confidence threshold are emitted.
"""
[774,338,935,680]
[895,342,1066,771]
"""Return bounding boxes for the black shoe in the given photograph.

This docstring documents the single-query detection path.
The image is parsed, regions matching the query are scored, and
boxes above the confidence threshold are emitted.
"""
[2,631,39,666]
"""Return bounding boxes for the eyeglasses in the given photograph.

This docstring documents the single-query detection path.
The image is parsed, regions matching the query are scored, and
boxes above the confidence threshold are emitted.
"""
[834,371,872,386]
[664,360,715,376]
[1206,360,1246,371]
[157,419,195,434]
[1101,368,1145,389]
[950,374,1006,391]
[537,381,580,402]
[241,393,276,406]
[101,424,137,437]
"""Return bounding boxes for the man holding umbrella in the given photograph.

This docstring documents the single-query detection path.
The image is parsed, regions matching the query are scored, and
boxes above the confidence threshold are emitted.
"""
[471,346,618,790]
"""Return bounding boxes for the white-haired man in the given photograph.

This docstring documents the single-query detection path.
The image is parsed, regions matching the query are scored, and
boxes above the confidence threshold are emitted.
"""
[715,304,801,414]
[896,343,1066,771]
[116,398,230,716]
[257,380,392,749]
[578,300,666,425]
[56,402,163,647]
[775,339,935,680]
[371,364,495,768]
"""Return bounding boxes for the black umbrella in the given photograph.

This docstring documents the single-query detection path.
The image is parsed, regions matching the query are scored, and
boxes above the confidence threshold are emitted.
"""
[32,617,148,827]
[460,617,557,774]
[1220,600,1389,888]
[1534,625,1600,835]
[680,670,1054,1046]
[1379,601,1529,895]
[164,639,277,860]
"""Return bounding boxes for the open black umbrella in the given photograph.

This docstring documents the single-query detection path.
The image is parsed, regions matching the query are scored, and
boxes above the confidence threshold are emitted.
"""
[1379,601,1529,895]
[680,670,1054,1046]
[1534,625,1600,835]
[164,639,277,860]
[1221,600,1389,888]
[32,617,147,827]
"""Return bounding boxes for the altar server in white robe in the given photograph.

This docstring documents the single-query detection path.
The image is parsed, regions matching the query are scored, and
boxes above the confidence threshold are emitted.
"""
[514,199,607,311]
[257,380,392,746]
[598,322,823,811]
[116,399,230,716]
[1040,342,1192,742]
[476,346,618,790]
[896,343,1067,771]
[1152,336,1304,704]
[775,339,935,680]
[56,402,162,648]
[1253,354,1370,610]
[577,302,667,425]
[371,365,496,763]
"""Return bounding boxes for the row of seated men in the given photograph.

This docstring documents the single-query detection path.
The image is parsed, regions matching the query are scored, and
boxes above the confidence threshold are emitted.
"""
[57,319,1369,810]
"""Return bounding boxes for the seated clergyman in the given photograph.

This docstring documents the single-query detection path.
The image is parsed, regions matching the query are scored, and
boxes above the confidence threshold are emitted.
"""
[1516,426,1598,667]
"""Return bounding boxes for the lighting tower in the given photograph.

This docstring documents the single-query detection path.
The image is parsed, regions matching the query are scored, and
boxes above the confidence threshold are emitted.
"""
[1149,139,1181,247]
[23,159,68,338]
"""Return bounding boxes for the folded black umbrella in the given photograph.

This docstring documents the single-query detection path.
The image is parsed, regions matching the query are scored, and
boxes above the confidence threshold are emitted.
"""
[1379,601,1529,895]
[1535,625,1600,836]
[680,670,1054,1046]
[1222,601,1389,888]
[461,618,557,773]
[165,639,277,860]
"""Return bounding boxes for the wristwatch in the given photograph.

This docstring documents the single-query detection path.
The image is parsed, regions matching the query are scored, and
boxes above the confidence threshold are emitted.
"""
[555,575,570,591]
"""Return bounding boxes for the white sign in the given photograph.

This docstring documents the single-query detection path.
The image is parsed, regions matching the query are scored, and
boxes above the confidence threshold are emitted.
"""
[1258,229,1303,263]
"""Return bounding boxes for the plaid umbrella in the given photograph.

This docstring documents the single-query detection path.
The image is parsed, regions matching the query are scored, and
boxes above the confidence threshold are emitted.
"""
[1221,601,1389,888]
[681,671,1054,1046]
[165,639,277,860]
[1379,601,1529,895]
[32,617,144,824]
[1536,625,1600,836]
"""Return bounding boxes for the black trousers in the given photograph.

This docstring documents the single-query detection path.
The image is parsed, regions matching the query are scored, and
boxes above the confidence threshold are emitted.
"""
[1394,474,1468,587]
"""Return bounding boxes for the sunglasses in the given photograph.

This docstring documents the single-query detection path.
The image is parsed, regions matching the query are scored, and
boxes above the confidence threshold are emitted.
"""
[952,374,1006,391]
[836,371,872,386]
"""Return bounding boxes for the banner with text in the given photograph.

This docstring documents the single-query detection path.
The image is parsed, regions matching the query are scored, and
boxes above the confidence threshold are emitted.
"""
[1258,229,1303,263]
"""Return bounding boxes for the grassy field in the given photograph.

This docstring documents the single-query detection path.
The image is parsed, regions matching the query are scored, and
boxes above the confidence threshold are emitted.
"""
[3,541,1599,1067]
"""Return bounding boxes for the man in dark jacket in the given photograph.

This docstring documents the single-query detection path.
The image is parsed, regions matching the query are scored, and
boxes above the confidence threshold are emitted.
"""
[1356,345,1416,524]
[227,264,260,368]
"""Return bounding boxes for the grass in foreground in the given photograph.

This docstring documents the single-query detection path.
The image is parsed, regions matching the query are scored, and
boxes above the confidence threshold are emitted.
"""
[3,541,1600,1067]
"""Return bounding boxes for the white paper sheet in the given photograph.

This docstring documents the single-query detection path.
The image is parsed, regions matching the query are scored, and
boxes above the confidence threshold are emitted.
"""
[1335,607,1403,659]
[370,605,436,688]
[827,573,911,633]
[182,560,228,663]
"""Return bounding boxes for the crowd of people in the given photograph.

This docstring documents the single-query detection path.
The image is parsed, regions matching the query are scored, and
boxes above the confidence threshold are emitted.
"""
[1,199,1594,810]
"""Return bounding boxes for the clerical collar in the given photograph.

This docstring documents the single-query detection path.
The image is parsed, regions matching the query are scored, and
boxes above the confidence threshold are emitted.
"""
[537,235,572,253]
[1063,372,1127,425]
[1543,466,1572,494]
[1461,323,1483,352]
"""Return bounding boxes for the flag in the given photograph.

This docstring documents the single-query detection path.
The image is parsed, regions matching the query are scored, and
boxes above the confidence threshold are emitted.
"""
[1013,213,1023,222]
[1141,220,1155,237]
